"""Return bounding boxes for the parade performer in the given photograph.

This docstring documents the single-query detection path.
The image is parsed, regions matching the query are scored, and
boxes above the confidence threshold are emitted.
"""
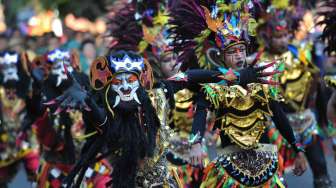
[169,0,307,187]
[256,4,334,187]
[28,49,111,188]
[320,0,336,125]
[320,0,336,165]
[0,51,39,187]
[133,1,205,186]
[47,2,277,187]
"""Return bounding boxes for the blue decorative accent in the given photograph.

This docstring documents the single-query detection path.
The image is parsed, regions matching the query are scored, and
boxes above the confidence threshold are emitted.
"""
[218,33,226,49]
[218,67,229,73]
[46,49,70,64]
[231,14,238,27]
[288,44,299,59]
[109,53,144,74]
[143,9,154,17]
[217,80,227,85]
[224,13,227,22]
[211,5,218,19]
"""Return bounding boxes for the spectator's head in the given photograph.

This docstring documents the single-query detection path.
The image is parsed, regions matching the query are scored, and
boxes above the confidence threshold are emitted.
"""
[46,32,60,51]
[25,36,37,51]
[8,37,23,52]
[80,39,96,59]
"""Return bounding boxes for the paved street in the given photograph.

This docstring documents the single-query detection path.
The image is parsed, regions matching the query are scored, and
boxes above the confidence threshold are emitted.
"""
[286,155,336,188]
[8,154,336,188]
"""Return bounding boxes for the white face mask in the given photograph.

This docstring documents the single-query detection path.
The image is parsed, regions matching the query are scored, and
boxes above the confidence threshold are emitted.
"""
[111,72,141,107]
[51,60,73,87]
[48,49,73,87]
[0,53,19,83]
[2,64,19,82]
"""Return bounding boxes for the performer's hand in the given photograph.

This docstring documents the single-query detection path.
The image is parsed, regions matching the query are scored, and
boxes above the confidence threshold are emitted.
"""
[189,143,207,167]
[44,65,90,114]
[293,152,307,176]
[238,61,281,86]
[204,129,219,146]
[237,51,281,86]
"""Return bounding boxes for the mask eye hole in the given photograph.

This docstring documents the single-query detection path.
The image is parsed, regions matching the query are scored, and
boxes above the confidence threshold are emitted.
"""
[111,78,122,85]
[128,74,138,83]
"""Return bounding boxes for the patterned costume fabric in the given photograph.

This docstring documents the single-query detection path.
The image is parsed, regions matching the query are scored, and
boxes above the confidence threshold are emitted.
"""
[168,0,305,187]
[0,51,39,186]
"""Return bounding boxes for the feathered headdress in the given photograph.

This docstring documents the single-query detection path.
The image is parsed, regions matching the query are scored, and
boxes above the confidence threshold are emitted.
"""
[107,3,143,52]
[107,1,171,55]
[91,2,154,90]
[256,0,308,43]
[169,0,259,69]
[134,0,172,56]
[256,7,289,40]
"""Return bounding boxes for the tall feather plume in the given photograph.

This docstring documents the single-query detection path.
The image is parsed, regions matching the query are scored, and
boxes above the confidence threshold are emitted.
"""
[169,0,208,68]
[107,2,143,52]
[135,0,166,27]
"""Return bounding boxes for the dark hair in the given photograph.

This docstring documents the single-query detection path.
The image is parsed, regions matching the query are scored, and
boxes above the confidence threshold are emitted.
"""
[63,86,160,188]
[319,0,336,54]
[80,39,95,51]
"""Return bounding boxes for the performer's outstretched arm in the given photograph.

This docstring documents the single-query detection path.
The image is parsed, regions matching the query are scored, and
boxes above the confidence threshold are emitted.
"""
[270,100,303,152]
[191,92,210,138]
[270,100,307,175]
[166,64,279,93]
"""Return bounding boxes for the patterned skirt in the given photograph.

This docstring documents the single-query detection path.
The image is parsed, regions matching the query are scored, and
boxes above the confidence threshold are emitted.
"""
[200,144,285,188]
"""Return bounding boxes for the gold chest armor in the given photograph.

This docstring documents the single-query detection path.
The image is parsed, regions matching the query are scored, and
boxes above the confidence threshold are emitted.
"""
[280,51,319,111]
[203,83,273,149]
[173,89,193,134]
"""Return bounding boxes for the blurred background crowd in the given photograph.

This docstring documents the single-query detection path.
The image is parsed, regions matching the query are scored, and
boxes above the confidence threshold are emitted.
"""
[0,0,127,75]
[0,0,335,76]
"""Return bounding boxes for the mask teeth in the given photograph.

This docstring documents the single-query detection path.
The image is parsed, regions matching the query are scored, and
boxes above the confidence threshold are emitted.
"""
[113,95,121,108]
[133,92,141,105]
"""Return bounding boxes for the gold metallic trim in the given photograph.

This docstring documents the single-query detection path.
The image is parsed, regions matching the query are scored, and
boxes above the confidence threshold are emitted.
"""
[104,85,114,116]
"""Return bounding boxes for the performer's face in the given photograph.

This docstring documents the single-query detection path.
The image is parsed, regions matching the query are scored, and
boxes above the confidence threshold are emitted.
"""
[268,32,289,54]
[160,52,180,78]
[223,43,247,70]
[4,88,17,100]
[50,59,73,87]
[0,53,19,83]
[1,62,18,83]
[110,72,141,107]
[47,49,73,87]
